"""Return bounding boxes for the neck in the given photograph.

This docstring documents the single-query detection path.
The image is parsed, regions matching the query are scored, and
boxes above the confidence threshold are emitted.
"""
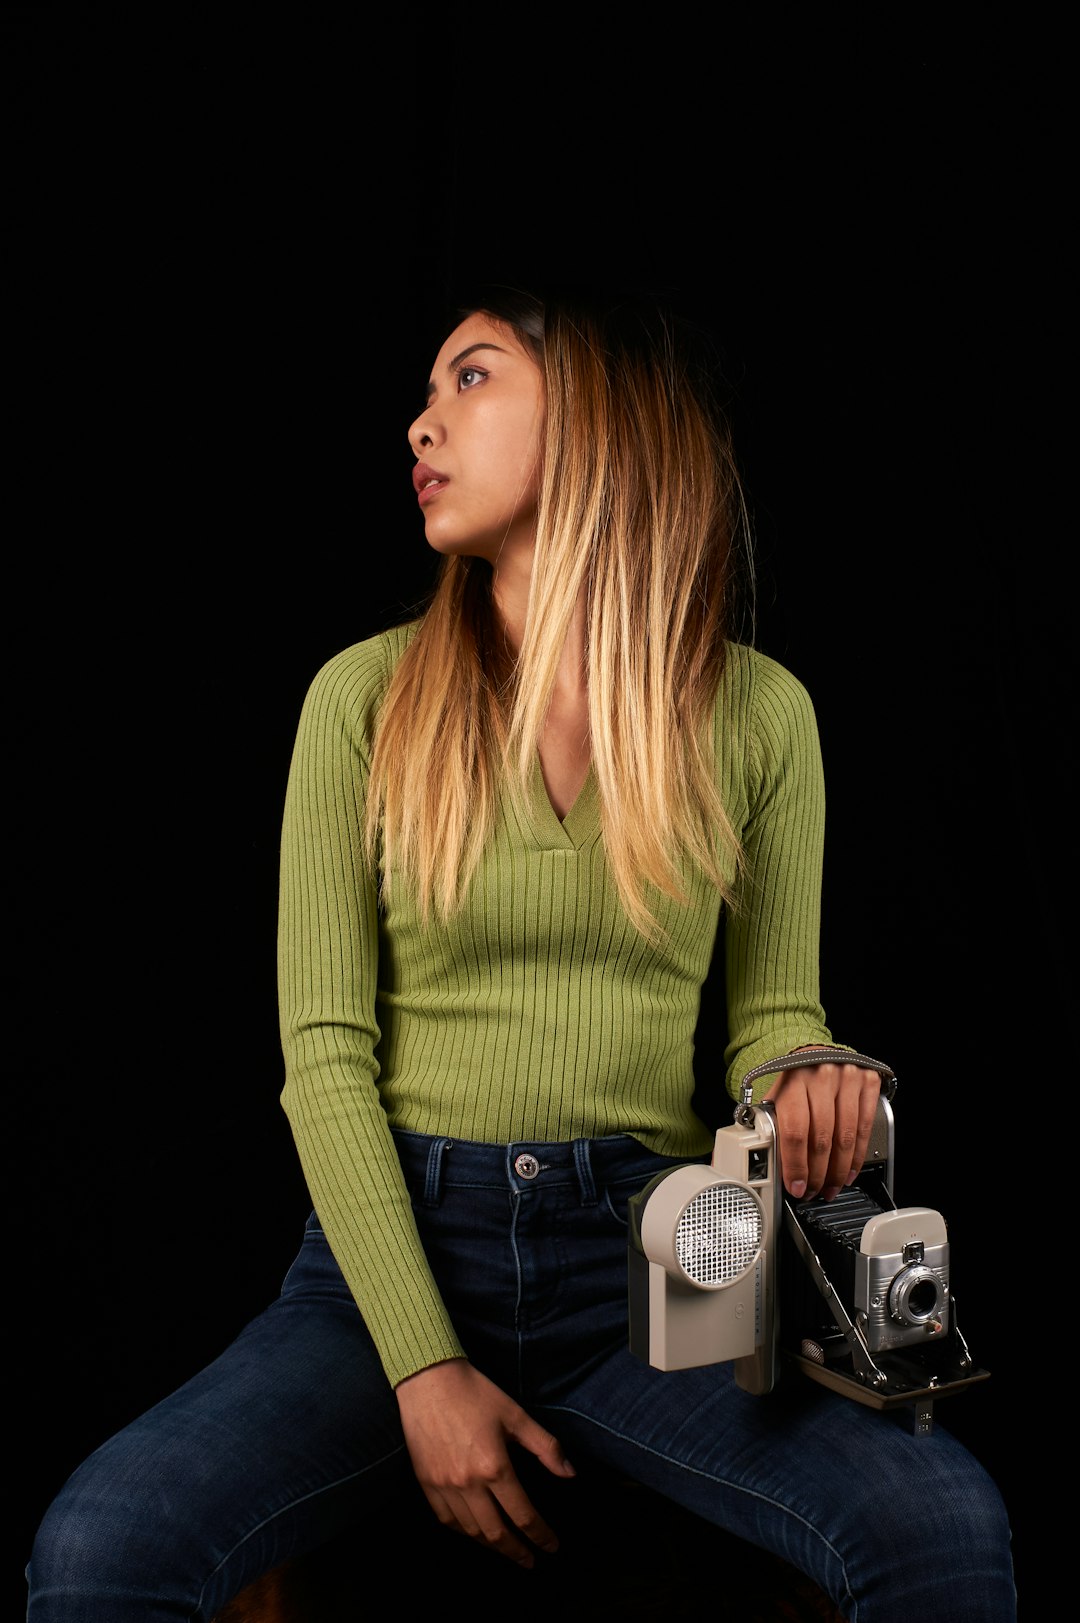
[493,555,587,701]
[490,546,532,657]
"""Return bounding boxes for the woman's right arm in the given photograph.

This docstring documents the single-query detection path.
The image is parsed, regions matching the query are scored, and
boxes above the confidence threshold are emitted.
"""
[277,638,574,1562]
[277,637,464,1385]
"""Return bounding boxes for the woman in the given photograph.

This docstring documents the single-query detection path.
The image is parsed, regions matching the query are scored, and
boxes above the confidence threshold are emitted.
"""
[27,288,1016,1621]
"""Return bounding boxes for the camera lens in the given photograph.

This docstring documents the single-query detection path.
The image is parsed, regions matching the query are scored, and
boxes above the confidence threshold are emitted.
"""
[888,1264,944,1328]
[907,1279,938,1317]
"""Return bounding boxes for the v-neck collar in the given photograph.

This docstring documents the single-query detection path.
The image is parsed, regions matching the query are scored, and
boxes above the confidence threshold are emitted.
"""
[527,755,601,851]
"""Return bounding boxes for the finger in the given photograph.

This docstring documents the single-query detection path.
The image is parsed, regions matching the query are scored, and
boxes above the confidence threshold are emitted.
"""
[508,1412,576,1480]
[431,1482,536,1568]
[769,1077,811,1198]
[489,1475,560,1555]
[427,1453,559,1566]
[847,1071,882,1184]
[821,1065,865,1194]
[455,1483,544,1568]
[425,1485,477,1539]
[803,1075,837,1199]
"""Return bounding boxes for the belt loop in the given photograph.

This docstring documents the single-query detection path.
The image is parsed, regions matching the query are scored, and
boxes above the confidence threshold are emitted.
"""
[573,1139,598,1206]
[420,1136,452,1208]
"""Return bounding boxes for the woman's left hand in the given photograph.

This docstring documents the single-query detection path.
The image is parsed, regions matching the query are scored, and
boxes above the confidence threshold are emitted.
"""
[764,1059,880,1201]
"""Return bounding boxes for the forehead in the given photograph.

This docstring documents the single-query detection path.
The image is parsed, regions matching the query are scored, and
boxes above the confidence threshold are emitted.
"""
[429,312,537,380]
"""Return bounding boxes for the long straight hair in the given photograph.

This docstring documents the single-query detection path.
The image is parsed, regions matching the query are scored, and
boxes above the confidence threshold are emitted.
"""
[367,287,752,937]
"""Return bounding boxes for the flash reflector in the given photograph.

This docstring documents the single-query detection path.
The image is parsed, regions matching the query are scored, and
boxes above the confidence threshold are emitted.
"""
[676,1184,763,1284]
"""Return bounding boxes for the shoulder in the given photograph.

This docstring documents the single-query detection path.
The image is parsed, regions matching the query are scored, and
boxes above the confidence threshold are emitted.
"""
[301,621,420,714]
[717,642,820,741]
[294,621,421,751]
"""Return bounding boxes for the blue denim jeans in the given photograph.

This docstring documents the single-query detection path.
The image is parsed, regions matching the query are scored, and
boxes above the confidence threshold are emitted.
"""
[28,1132,1016,1621]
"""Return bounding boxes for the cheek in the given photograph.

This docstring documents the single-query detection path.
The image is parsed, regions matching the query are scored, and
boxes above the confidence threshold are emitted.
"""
[499,407,543,487]
[473,432,536,505]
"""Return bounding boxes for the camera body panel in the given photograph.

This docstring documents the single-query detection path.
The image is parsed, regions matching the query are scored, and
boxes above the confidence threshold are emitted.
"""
[787,1184,951,1356]
[857,1207,950,1352]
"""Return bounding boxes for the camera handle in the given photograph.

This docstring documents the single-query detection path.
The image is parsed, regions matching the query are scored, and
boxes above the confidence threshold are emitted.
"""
[734,1047,898,1126]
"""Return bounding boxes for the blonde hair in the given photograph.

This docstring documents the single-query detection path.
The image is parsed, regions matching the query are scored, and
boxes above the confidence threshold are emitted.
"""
[368,289,752,937]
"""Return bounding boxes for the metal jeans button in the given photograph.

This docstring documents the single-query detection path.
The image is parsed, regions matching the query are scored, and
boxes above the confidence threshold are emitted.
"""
[514,1152,540,1179]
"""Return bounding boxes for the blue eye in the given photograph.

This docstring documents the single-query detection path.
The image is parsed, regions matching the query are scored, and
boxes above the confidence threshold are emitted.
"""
[457,365,487,391]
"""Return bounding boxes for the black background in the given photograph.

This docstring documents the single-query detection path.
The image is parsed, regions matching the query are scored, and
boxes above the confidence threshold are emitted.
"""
[8,7,1064,1612]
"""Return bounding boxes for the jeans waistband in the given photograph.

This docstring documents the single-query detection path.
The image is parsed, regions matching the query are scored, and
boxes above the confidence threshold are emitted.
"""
[391,1128,693,1209]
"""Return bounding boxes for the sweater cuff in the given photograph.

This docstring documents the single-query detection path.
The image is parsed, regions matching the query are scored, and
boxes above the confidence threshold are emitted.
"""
[385,1331,469,1391]
[362,1270,468,1390]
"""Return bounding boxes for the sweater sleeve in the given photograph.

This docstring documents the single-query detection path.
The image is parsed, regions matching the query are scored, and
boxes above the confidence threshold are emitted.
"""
[277,635,465,1387]
[723,652,839,1104]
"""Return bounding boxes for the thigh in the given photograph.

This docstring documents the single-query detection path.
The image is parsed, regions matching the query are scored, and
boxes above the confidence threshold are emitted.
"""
[538,1348,1015,1623]
[29,1215,413,1623]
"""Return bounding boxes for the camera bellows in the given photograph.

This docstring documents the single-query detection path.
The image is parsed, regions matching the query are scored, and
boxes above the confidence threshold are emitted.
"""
[794,1187,883,1247]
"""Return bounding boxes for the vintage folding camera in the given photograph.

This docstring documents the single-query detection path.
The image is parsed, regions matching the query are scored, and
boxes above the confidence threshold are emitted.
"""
[627,1048,989,1433]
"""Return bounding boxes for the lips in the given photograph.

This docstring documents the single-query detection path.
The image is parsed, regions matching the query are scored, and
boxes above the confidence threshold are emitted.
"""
[413,462,449,504]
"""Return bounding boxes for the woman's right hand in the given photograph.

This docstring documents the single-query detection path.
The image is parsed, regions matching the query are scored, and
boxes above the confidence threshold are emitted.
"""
[394,1358,576,1567]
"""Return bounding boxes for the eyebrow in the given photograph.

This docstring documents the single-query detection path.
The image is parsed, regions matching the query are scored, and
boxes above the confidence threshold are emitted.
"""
[425,342,509,403]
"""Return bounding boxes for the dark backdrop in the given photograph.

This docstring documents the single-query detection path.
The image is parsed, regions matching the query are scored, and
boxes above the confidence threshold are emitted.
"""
[9,8,1063,1612]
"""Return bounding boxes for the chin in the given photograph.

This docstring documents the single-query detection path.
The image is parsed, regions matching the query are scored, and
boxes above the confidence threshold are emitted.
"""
[423,526,501,565]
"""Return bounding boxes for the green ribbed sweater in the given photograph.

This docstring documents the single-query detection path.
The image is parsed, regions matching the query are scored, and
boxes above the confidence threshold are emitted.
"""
[278,623,835,1386]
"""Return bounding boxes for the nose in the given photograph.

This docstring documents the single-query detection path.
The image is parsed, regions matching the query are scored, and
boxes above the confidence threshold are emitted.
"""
[408,402,442,457]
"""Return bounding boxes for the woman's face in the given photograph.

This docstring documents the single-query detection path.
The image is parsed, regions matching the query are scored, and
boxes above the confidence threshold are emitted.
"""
[407,312,544,565]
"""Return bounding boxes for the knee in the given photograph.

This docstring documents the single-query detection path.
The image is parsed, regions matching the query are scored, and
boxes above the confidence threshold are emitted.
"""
[937,1453,1014,1572]
[855,1446,1015,1618]
[28,1475,118,1613]
[28,1460,193,1619]
[899,1443,1011,1551]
